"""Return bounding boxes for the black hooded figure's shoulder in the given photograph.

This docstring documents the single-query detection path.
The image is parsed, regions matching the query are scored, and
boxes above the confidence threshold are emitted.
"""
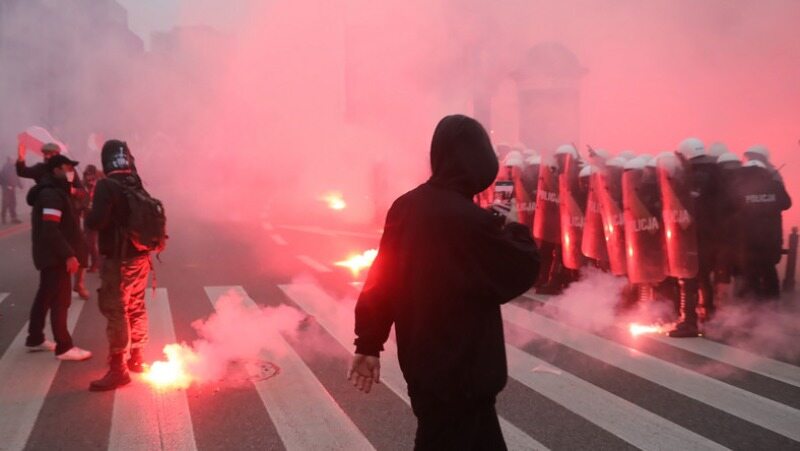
[26,176,63,207]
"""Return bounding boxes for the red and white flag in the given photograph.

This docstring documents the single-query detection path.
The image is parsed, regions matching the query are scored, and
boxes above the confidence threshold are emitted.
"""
[18,126,68,155]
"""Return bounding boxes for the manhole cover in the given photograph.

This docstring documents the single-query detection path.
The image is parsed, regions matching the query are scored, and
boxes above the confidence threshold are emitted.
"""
[247,360,280,382]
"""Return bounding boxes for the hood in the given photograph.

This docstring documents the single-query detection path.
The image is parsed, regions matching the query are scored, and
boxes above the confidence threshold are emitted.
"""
[101,139,135,174]
[27,174,67,206]
[428,115,498,196]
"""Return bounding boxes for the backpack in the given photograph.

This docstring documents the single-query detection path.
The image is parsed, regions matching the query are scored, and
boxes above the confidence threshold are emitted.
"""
[109,177,167,254]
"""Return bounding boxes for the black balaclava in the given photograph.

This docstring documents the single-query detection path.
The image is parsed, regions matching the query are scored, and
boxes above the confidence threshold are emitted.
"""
[101,139,135,174]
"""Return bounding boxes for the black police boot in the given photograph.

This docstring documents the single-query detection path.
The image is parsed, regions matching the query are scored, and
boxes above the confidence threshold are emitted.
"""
[89,353,131,391]
[128,348,144,373]
[669,279,700,338]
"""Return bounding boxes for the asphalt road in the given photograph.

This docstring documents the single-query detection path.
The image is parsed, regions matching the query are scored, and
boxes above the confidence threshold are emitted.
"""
[1,215,799,451]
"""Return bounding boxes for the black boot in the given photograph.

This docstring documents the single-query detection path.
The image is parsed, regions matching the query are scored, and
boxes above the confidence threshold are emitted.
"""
[128,348,144,373]
[669,278,700,338]
[89,353,131,391]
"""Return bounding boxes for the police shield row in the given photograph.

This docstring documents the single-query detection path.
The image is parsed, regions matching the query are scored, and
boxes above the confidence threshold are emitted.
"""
[482,139,791,338]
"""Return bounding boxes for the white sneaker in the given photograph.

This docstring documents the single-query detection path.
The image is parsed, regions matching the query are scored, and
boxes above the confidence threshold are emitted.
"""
[56,347,92,361]
[27,340,56,352]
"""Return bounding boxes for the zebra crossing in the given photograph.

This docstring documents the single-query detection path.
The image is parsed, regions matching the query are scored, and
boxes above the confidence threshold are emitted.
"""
[0,282,799,450]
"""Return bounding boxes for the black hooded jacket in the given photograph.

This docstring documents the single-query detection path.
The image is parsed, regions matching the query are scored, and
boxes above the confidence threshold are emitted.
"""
[354,115,540,400]
[85,141,146,259]
[27,174,86,270]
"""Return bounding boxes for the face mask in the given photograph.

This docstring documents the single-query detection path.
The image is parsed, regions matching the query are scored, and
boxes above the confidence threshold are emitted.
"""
[66,171,75,182]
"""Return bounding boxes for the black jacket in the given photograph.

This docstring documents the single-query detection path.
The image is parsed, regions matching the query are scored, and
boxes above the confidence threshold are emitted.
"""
[728,166,792,265]
[27,175,86,270]
[354,115,539,400]
[85,173,147,258]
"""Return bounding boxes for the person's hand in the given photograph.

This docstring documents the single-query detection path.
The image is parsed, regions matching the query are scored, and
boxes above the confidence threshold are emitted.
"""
[17,140,25,162]
[348,354,380,393]
[490,200,517,225]
[66,257,79,274]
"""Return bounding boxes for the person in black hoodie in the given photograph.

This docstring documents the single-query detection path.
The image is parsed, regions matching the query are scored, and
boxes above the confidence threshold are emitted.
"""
[86,140,150,391]
[25,154,92,361]
[349,115,539,450]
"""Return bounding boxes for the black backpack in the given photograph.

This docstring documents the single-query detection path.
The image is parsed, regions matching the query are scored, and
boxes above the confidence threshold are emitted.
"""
[109,177,167,254]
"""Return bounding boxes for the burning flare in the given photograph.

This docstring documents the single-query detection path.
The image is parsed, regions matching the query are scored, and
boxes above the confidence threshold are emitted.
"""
[142,344,196,390]
[629,322,669,337]
[335,249,378,277]
[322,192,347,210]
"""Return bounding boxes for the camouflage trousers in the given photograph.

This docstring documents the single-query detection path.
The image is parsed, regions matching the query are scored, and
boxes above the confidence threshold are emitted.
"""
[98,255,150,355]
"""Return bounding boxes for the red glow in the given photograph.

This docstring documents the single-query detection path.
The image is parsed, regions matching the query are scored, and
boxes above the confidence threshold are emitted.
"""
[142,344,196,390]
[335,249,378,277]
[322,192,347,211]
[629,322,667,337]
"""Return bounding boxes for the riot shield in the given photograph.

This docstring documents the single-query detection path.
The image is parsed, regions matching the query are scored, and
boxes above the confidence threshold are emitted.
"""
[582,170,609,263]
[622,166,667,284]
[597,165,627,276]
[514,164,537,227]
[533,159,561,244]
[559,153,586,269]
[658,153,699,279]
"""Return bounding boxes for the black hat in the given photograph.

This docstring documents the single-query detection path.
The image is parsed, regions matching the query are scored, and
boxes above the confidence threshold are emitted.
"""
[46,154,79,172]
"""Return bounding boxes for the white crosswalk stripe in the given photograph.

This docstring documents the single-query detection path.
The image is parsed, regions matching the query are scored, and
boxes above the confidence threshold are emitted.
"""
[296,255,333,273]
[109,288,197,451]
[279,283,549,451]
[502,303,800,442]
[270,234,288,246]
[523,292,800,388]
[505,345,727,450]
[0,297,86,451]
[205,286,375,451]
[649,332,800,389]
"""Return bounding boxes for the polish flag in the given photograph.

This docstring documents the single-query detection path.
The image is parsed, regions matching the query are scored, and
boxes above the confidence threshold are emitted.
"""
[42,208,62,223]
[18,126,69,155]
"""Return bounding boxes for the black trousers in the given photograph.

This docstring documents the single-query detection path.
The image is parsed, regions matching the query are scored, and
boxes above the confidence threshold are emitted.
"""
[697,262,714,316]
[26,266,74,355]
[740,262,780,300]
[410,393,506,451]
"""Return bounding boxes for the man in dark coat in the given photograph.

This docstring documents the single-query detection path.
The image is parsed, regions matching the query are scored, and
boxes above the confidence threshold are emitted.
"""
[17,141,62,183]
[349,115,539,450]
[25,154,91,360]
[1,156,23,224]
[86,140,151,391]
[731,160,792,300]
[17,139,90,298]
